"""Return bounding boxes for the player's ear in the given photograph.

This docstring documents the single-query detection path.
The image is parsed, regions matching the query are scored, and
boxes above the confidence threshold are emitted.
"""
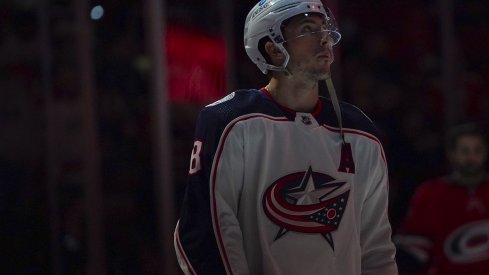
[264,41,285,65]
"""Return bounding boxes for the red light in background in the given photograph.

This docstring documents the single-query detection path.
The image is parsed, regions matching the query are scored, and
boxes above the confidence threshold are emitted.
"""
[165,25,227,104]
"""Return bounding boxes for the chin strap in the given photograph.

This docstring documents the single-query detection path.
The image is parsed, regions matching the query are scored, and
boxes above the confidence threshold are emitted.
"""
[325,76,345,143]
[327,76,356,173]
[261,43,293,78]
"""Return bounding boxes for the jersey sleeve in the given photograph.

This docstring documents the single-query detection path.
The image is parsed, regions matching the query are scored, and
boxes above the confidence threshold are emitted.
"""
[393,184,434,273]
[359,141,398,275]
[174,107,249,275]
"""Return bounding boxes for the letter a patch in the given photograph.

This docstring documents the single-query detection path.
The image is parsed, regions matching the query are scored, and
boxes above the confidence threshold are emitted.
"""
[338,143,355,174]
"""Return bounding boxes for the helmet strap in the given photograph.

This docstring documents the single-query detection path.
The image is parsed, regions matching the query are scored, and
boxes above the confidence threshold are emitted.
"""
[262,42,291,75]
[325,76,345,143]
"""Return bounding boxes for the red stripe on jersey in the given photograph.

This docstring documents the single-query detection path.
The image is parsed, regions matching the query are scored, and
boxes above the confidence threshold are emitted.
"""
[322,125,389,190]
[210,114,289,275]
[175,221,197,275]
[322,125,387,165]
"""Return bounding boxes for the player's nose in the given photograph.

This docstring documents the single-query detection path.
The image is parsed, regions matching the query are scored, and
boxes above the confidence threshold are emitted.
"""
[320,31,334,47]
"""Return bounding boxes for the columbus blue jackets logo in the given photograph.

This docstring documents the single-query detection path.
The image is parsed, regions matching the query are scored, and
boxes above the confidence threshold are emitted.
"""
[263,166,350,250]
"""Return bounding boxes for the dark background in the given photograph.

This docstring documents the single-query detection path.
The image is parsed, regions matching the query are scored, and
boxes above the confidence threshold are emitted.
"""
[1,0,488,274]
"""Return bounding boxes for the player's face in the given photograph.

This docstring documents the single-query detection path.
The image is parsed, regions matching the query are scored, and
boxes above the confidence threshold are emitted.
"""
[282,13,335,80]
[449,135,487,178]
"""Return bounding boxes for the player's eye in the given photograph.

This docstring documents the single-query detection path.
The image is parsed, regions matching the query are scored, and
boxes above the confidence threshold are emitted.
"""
[301,25,314,34]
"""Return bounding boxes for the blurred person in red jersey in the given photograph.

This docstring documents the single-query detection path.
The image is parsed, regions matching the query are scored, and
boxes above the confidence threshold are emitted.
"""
[395,123,489,275]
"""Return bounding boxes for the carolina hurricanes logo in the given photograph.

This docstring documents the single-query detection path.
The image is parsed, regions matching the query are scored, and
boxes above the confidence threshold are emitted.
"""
[263,166,350,250]
[444,220,489,263]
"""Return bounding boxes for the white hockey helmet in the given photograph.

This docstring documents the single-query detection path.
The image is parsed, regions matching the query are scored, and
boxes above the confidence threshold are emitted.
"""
[244,0,341,74]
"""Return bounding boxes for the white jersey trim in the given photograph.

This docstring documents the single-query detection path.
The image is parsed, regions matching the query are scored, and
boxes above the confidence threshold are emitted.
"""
[174,220,197,275]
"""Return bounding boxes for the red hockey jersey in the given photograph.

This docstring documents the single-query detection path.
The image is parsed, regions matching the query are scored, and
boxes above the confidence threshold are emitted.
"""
[396,177,489,275]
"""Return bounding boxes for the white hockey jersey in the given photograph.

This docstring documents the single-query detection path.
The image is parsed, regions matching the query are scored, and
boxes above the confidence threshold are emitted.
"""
[174,89,397,275]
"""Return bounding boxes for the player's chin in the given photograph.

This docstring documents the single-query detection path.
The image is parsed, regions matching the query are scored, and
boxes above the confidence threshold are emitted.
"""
[315,66,331,79]
[316,72,330,80]
[320,61,332,71]
[459,165,485,177]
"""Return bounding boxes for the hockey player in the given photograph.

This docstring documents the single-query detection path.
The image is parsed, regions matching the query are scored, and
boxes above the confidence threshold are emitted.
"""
[395,123,489,275]
[174,0,398,274]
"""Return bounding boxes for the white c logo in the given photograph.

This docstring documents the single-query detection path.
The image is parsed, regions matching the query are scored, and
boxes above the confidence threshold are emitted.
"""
[444,220,489,263]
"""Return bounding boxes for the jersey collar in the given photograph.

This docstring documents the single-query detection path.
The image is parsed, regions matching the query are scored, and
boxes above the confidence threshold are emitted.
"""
[260,87,323,117]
